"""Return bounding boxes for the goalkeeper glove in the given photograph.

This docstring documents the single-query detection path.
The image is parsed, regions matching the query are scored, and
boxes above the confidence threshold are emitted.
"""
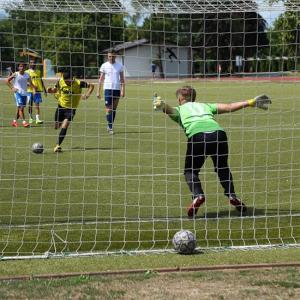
[248,94,272,110]
[153,94,165,111]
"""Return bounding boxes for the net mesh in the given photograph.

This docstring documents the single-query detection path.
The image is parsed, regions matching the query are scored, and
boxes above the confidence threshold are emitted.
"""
[0,0,299,13]
[0,0,300,259]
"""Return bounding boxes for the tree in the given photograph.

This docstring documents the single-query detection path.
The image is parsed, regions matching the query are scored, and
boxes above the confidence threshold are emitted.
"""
[126,6,269,76]
[269,11,300,71]
[0,9,127,78]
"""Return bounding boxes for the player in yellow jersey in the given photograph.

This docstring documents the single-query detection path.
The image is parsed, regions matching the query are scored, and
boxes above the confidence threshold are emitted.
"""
[47,69,94,152]
[26,59,47,124]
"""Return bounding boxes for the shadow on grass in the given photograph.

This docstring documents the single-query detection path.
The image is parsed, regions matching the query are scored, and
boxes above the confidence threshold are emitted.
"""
[0,124,44,128]
[197,207,300,219]
[4,207,300,229]
[113,131,153,135]
[71,146,123,151]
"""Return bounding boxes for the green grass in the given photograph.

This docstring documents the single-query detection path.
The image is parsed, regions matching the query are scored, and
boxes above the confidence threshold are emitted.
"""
[0,79,300,257]
[0,248,300,277]
[1,261,300,300]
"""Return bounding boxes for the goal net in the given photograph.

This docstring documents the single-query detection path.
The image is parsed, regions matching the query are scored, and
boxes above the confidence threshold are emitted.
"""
[0,0,300,259]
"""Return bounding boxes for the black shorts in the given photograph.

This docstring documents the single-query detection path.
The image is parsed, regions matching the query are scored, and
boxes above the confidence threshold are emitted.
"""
[55,106,76,123]
[184,130,229,172]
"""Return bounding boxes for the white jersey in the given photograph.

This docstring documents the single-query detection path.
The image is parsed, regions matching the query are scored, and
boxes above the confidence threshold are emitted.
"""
[13,72,30,96]
[100,61,124,90]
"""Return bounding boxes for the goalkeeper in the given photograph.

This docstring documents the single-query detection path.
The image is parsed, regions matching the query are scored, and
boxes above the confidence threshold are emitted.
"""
[153,86,271,217]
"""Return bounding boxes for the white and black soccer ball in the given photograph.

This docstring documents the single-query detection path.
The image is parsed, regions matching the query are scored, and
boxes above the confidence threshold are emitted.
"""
[172,230,196,254]
[32,142,44,154]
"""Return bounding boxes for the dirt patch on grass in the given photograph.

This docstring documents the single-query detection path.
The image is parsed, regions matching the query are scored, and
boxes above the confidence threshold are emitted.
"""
[1,268,300,299]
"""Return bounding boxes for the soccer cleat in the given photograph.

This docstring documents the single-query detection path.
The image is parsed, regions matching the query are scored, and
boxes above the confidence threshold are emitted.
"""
[36,119,43,124]
[29,118,34,124]
[108,129,114,135]
[187,196,205,217]
[22,121,30,128]
[229,197,247,214]
[11,120,18,127]
[54,145,62,153]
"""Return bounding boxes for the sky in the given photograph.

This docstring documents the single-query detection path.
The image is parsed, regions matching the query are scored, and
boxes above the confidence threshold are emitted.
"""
[257,0,285,25]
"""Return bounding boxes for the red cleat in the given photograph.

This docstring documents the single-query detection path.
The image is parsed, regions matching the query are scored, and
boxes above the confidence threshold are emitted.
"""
[229,197,247,214]
[11,120,18,127]
[22,121,30,128]
[187,196,205,217]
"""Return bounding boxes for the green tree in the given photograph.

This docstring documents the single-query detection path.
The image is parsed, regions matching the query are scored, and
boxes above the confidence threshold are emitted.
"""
[269,11,300,71]
[0,9,127,78]
[126,8,268,76]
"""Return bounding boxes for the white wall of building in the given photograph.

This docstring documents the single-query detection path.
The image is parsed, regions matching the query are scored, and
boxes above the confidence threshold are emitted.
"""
[116,45,191,78]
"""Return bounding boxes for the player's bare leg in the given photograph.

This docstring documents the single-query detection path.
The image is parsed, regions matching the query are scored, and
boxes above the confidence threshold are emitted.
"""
[18,107,30,127]
[35,103,43,124]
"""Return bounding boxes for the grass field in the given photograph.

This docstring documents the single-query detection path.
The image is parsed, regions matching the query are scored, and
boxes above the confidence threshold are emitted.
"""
[1,78,300,258]
[1,267,300,299]
[1,248,300,299]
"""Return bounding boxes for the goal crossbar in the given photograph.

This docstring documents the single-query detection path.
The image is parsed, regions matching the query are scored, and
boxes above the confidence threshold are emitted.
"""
[1,0,300,14]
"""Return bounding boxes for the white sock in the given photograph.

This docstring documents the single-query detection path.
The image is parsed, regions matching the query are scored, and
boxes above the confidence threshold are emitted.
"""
[36,115,40,120]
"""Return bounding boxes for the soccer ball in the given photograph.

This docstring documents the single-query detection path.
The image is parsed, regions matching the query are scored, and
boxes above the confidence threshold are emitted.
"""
[172,230,196,254]
[32,143,44,154]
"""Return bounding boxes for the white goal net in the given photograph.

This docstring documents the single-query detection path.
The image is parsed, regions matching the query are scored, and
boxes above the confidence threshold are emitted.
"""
[0,0,300,259]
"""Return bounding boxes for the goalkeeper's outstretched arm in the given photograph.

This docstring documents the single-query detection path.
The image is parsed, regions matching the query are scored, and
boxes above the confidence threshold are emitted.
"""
[153,97,176,115]
[217,94,271,114]
[162,103,175,115]
[217,101,251,114]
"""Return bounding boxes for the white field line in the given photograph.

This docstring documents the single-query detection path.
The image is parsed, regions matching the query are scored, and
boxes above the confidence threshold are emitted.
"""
[1,213,300,229]
[1,172,182,181]
[1,167,300,182]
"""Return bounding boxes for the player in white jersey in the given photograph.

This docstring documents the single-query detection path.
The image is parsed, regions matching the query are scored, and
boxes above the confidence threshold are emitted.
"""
[97,50,125,135]
[6,63,36,127]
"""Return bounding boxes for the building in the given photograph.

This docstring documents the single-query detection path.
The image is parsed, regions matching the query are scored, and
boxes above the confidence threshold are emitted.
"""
[107,39,192,78]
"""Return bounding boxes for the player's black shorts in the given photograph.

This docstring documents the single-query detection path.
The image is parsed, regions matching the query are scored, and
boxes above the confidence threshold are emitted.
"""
[55,105,76,123]
[184,130,229,172]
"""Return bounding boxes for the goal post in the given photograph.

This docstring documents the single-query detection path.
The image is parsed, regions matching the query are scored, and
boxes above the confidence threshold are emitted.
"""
[0,0,300,260]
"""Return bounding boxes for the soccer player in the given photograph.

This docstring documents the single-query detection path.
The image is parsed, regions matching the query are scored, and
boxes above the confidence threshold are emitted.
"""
[151,62,157,79]
[6,62,36,128]
[47,70,94,152]
[153,86,271,217]
[26,58,47,124]
[97,50,125,135]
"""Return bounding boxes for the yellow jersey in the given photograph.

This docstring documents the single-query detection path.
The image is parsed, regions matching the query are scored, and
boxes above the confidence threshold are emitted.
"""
[26,68,43,92]
[56,78,88,109]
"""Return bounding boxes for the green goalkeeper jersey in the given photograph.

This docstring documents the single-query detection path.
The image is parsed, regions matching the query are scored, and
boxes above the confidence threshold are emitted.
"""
[169,102,224,138]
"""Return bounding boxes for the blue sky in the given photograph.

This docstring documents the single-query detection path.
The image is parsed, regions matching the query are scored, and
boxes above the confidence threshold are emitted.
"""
[257,0,285,25]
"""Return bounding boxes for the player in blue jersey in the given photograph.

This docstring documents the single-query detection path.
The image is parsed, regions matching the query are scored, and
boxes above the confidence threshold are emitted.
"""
[153,86,271,217]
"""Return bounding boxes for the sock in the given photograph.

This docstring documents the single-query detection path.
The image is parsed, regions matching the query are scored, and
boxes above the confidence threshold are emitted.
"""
[36,114,40,120]
[58,128,67,145]
[106,111,113,129]
[112,110,116,122]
